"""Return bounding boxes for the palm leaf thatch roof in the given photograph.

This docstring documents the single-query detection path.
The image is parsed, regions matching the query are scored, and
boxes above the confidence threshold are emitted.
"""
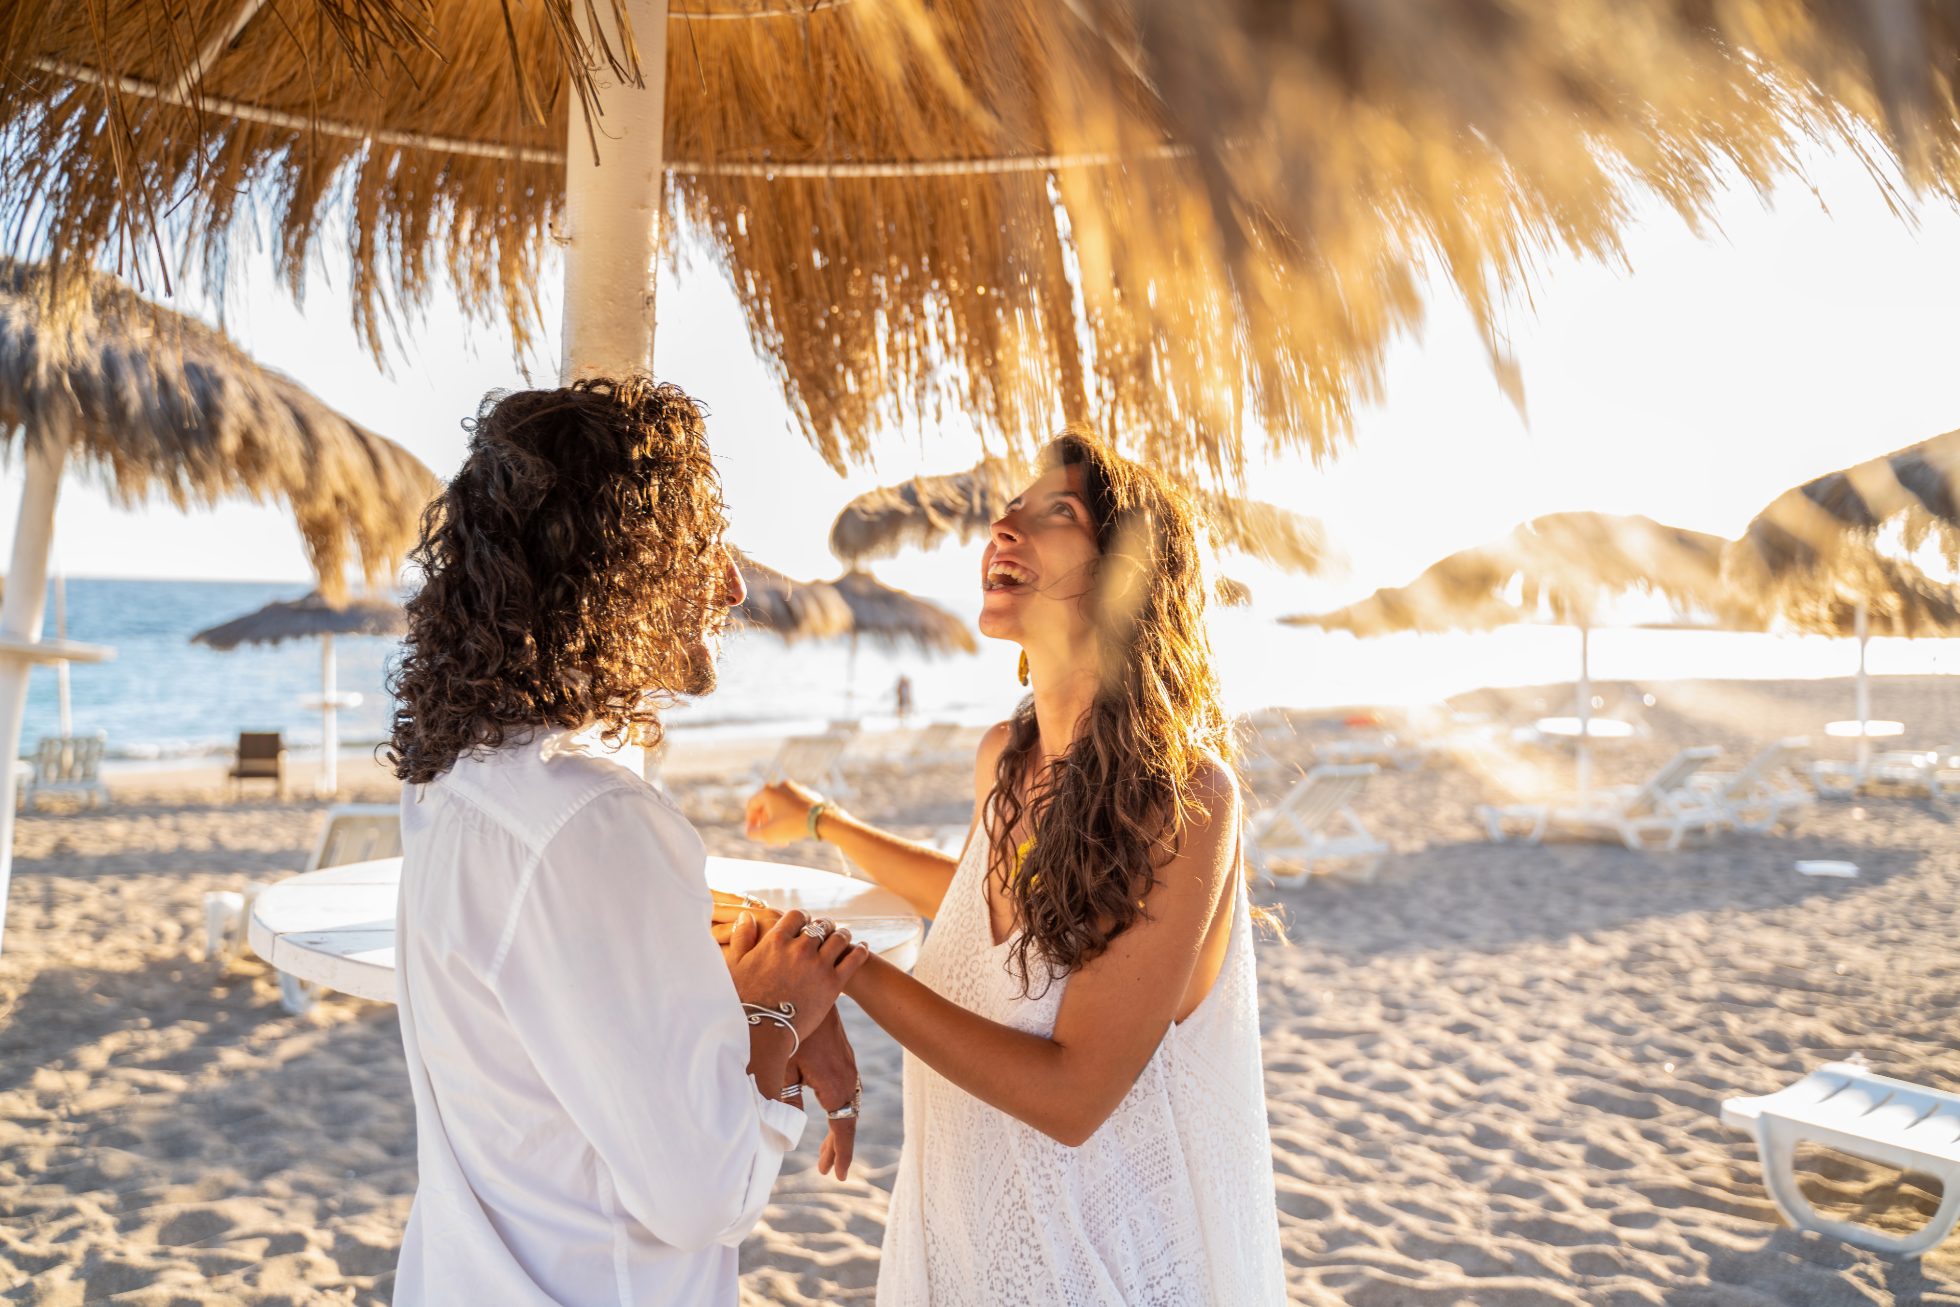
[1283,512,1736,635]
[1728,428,1960,591]
[828,570,976,657]
[828,460,1334,575]
[0,259,438,601]
[191,590,406,650]
[7,5,1960,478]
[731,551,854,643]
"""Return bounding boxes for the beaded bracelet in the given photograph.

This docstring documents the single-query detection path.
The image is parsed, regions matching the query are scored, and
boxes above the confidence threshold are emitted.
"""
[806,799,830,842]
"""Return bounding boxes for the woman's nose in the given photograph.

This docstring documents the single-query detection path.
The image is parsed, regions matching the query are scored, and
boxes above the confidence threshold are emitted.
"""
[990,512,1023,545]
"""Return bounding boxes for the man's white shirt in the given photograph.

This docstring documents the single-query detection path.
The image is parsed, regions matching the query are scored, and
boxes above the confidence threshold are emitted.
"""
[392,727,805,1306]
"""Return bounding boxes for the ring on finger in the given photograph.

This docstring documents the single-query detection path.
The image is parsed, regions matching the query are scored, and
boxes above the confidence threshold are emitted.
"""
[801,918,835,942]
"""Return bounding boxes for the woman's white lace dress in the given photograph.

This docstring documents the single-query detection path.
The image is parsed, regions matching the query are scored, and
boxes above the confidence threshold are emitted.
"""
[877,824,1286,1306]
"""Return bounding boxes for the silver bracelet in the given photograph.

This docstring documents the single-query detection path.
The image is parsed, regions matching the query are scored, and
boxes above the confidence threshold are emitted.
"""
[741,1002,801,1059]
[776,1082,805,1102]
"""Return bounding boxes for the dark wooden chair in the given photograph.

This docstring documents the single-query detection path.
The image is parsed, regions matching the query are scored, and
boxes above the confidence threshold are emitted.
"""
[229,732,287,800]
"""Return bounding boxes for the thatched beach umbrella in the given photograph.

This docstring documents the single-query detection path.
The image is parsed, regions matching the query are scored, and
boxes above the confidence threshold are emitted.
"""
[829,460,1335,578]
[730,552,854,644]
[1284,512,1736,792]
[193,592,407,797]
[1729,440,1960,772]
[9,4,1960,480]
[0,259,437,946]
[823,570,975,716]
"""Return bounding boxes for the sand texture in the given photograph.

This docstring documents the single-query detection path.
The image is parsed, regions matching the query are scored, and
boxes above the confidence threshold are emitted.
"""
[2,676,1958,1304]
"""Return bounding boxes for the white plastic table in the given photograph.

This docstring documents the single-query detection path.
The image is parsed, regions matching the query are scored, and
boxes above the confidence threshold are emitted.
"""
[1824,719,1905,739]
[1533,716,1636,740]
[249,855,923,1003]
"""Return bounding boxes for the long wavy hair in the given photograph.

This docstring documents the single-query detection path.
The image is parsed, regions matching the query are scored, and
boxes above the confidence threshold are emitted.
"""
[985,430,1236,993]
[387,377,732,785]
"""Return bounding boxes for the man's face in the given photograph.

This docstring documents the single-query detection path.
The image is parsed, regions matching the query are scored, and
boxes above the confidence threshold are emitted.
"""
[676,546,746,696]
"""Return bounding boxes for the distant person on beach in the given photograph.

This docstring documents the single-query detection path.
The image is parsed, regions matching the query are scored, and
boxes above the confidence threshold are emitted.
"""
[893,673,914,726]
[385,377,867,1307]
[745,431,1285,1304]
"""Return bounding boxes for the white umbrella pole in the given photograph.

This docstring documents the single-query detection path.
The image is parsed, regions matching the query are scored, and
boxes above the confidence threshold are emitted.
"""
[1576,621,1593,796]
[559,0,671,382]
[845,634,859,718]
[52,567,70,738]
[0,434,68,952]
[320,634,338,798]
[1855,597,1871,776]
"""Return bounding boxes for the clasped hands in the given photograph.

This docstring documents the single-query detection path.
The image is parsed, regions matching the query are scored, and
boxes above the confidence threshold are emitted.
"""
[715,891,861,1181]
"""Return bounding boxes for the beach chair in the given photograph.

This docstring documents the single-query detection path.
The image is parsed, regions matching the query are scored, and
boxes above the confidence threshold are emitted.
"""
[1722,1060,1960,1257]
[21,733,110,810]
[1315,728,1424,771]
[1245,764,1389,888]
[904,720,964,765]
[754,730,855,799]
[204,804,402,1014]
[228,731,287,800]
[1478,746,1724,852]
[1691,738,1815,833]
[1864,746,1960,800]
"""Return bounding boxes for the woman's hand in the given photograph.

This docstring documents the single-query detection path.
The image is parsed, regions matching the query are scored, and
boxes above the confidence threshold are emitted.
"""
[725,909,869,1039]
[712,892,783,952]
[788,1009,861,1180]
[744,779,826,847]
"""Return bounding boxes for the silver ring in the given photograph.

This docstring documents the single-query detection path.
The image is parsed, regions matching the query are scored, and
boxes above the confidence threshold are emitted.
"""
[742,894,768,910]
[825,1103,859,1120]
[801,918,833,942]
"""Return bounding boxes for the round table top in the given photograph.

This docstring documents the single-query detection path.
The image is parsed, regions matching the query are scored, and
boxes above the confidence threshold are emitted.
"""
[249,854,923,1004]
[1824,719,1905,739]
[1533,716,1636,740]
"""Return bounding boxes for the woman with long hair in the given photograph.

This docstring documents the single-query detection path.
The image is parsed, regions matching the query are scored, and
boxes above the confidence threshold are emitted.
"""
[743,431,1285,1304]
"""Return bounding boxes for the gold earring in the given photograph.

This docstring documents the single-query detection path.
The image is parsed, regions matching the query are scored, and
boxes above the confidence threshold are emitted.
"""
[1017,650,1030,686]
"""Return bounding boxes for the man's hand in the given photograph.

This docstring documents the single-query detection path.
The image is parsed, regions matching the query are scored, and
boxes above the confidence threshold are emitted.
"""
[788,1009,860,1181]
[725,909,868,1040]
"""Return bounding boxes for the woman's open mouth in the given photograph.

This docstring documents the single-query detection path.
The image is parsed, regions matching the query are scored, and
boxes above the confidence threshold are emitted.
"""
[983,560,1036,592]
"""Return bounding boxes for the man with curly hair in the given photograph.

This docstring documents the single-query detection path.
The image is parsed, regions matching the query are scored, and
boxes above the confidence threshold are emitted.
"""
[384,377,867,1306]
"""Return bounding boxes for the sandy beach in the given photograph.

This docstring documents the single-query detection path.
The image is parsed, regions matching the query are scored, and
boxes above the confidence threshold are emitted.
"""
[3,675,1959,1304]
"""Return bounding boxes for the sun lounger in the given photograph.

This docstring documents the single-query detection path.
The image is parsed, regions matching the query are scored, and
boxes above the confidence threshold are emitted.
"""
[1314,728,1423,771]
[1722,1060,1960,1257]
[1865,746,1960,800]
[204,804,402,1014]
[1478,746,1724,852]
[228,731,287,800]
[755,730,855,800]
[21,733,110,810]
[1245,763,1389,887]
[1691,738,1815,833]
[904,720,964,765]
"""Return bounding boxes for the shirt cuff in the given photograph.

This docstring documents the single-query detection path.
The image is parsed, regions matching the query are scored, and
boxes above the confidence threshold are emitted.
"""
[750,1076,808,1151]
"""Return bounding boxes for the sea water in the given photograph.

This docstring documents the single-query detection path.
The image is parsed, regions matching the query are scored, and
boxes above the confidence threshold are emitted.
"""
[17,578,1959,763]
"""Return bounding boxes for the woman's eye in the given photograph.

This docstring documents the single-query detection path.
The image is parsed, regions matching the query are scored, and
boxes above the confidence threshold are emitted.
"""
[1052,503,1075,519]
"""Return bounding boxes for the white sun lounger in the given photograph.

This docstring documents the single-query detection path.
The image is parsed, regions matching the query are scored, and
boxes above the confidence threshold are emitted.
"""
[1478,746,1725,852]
[204,804,402,1015]
[904,720,964,764]
[1865,746,1960,800]
[1722,1060,1960,1257]
[754,730,855,800]
[1314,729,1423,771]
[22,733,110,810]
[1691,738,1815,833]
[1245,763,1388,887]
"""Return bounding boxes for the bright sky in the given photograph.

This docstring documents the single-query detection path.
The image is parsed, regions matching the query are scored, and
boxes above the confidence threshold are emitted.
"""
[6,143,1959,612]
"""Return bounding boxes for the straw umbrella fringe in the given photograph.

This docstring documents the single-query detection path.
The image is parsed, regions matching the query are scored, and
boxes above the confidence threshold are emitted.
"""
[829,461,1335,576]
[730,552,855,643]
[0,260,439,600]
[823,570,975,717]
[9,4,1960,473]
[1284,513,1736,793]
[1731,427,1960,579]
[193,593,408,798]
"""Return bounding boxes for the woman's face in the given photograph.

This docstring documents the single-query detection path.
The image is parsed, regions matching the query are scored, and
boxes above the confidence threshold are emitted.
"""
[978,464,1101,647]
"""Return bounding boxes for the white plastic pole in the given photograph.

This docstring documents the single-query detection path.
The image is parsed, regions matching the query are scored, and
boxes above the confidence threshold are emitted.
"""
[320,634,338,798]
[559,0,670,382]
[52,569,71,737]
[1576,621,1593,796]
[1854,597,1871,776]
[0,434,68,951]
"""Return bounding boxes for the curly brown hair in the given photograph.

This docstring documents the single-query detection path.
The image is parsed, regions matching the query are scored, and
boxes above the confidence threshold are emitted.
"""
[985,431,1237,994]
[386,377,733,785]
